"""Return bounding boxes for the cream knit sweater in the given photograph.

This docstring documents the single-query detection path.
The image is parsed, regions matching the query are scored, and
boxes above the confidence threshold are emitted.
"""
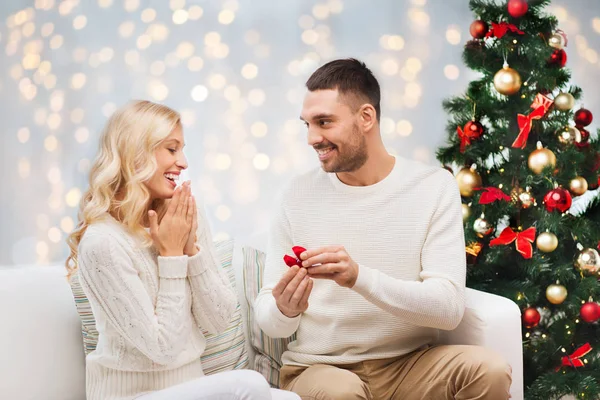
[255,156,467,366]
[77,207,236,400]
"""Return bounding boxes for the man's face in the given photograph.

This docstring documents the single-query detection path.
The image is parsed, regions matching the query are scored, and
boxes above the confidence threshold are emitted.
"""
[300,89,368,173]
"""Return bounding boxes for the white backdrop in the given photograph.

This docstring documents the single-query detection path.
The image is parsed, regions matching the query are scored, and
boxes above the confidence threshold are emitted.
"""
[1,0,599,266]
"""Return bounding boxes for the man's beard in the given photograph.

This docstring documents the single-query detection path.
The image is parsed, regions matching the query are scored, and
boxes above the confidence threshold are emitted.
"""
[315,124,368,173]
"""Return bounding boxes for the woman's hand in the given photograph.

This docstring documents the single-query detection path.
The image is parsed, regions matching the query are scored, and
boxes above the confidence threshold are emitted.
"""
[183,189,199,257]
[148,182,194,257]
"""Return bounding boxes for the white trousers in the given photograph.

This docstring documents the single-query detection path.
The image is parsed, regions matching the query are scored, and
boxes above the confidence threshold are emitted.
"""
[138,370,300,400]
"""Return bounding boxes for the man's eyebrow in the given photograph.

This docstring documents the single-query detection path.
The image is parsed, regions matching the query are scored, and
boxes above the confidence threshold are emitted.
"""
[300,113,335,121]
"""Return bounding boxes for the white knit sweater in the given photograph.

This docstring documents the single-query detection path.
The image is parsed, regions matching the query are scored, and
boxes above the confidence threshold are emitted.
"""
[77,206,236,400]
[255,156,467,366]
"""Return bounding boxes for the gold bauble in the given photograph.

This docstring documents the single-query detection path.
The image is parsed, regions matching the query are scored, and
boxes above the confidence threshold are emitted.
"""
[456,167,482,197]
[575,248,600,277]
[569,176,588,197]
[536,232,558,253]
[493,66,522,96]
[473,216,493,238]
[548,33,565,49]
[554,92,575,111]
[462,203,472,222]
[546,283,568,305]
[528,146,556,175]
[557,126,582,145]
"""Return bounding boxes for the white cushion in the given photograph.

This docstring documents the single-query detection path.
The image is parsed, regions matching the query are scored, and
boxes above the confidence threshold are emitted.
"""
[0,265,86,400]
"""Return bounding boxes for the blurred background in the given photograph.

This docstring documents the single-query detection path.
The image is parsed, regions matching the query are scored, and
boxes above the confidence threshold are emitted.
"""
[1,0,599,267]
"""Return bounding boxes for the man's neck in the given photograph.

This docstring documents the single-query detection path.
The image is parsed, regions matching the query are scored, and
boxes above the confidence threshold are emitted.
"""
[335,150,396,187]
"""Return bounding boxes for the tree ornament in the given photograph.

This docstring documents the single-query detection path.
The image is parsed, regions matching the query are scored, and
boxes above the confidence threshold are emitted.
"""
[490,226,536,258]
[528,142,556,174]
[546,282,567,305]
[536,231,558,253]
[561,343,592,368]
[543,187,572,213]
[575,108,593,126]
[557,126,582,145]
[462,203,471,222]
[577,127,590,143]
[466,242,483,264]
[473,214,494,238]
[470,20,489,39]
[457,120,484,152]
[569,176,588,197]
[554,92,575,111]
[580,302,600,323]
[456,165,482,197]
[522,307,541,328]
[511,186,536,208]
[507,0,528,18]
[548,48,567,67]
[493,64,522,95]
[575,247,600,277]
[548,33,566,49]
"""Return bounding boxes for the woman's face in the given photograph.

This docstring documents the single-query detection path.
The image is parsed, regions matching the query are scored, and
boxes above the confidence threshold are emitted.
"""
[145,124,188,200]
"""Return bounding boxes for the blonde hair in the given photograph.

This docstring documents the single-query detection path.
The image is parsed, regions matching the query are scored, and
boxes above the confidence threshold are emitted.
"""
[66,100,181,278]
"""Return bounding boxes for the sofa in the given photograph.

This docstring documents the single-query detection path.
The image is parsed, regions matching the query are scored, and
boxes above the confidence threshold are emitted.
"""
[0,233,524,400]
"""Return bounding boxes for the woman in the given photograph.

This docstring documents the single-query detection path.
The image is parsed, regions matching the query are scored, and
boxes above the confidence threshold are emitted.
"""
[66,100,299,400]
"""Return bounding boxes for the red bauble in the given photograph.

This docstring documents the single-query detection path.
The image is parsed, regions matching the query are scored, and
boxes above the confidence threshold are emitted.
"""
[522,307,541,328]
[464,120,485,139]
[575,108,593,127]
[580,302,600,323]
[543,188,572,213]
[577,127,591,143]
[548,49,567,67]
[470,20,489,39]
[508,0,528,18]
[575,127,591,150]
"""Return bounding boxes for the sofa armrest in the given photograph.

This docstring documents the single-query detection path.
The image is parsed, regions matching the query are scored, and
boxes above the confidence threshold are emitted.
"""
[0,265,86,400]
[437,288,524,400]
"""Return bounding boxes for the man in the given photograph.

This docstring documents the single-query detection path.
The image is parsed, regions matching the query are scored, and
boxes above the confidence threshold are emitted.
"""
[254,58,511,400]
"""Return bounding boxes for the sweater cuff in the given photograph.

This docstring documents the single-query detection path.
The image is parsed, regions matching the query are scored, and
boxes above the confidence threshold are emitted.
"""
[187,248,212,277]
[158,255,188,279]
[269,295,302,324]
[352,264,377,297]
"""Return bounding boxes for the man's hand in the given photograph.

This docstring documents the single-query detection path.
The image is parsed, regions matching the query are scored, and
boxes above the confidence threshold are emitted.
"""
[272,266,313,318]
[301,245,359,288]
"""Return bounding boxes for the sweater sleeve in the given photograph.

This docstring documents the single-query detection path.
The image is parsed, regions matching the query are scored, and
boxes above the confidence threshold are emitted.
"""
[78,233,190,365]
[187,203,237,335]
[254,190,301,338]
[351,174,467,330]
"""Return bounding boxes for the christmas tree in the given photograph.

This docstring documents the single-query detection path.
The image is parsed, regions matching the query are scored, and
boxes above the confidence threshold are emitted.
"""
[436,0,600,398]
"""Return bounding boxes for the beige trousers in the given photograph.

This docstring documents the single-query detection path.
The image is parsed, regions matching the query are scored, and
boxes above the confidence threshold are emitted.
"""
[280,345,512,400]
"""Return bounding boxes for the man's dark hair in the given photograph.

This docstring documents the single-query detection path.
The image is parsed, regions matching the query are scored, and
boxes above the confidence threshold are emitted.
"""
[306,58,381,121]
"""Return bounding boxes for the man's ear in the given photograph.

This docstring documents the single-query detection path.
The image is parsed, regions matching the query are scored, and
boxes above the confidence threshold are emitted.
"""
[359,103,377,132]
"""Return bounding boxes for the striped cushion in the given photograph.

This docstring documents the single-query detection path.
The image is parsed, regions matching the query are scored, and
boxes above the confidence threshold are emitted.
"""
[69,239,248,375]
[241,246,295,388]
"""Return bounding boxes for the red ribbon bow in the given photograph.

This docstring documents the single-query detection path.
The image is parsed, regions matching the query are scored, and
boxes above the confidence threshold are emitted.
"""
[456,126,472,153]
[490,227,536,259]
[531,93,554,111]
[485,22,525,39]
[512,94,553,149]
[561,343,592,368]
[478,187,511,204]
[283,246,306,267]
